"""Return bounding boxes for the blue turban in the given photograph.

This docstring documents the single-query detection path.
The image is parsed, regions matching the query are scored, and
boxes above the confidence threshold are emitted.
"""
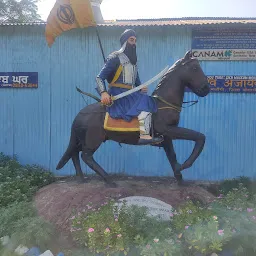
[120,29,136,46]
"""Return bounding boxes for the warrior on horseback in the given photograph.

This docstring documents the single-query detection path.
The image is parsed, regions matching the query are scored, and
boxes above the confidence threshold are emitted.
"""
[56,46,210,186]
[95,29,163,145]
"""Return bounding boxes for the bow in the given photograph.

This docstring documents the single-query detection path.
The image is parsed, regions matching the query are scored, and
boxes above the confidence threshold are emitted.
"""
[76,87,101,102]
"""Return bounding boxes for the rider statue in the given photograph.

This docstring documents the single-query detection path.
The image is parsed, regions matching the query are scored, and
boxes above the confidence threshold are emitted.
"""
[95,29,163,145]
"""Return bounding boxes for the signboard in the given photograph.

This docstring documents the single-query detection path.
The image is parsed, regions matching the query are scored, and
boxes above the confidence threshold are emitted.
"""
[207,75,256,93]
[192,29,256,60]
[0,72,38,88]
[185,75,256,93]
[114,196,174,221]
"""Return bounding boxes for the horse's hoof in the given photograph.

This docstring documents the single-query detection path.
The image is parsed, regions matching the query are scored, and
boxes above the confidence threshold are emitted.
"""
[175,174,183,186]
[75,176,87,184]
[177,180,190,187]
[105,181,118,188]
[174,163,183,173]
[174,163,183,182]
[175,173,183,181]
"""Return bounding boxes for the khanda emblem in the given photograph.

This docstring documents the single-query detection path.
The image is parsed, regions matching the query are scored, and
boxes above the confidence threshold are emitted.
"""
[57,4,75,25]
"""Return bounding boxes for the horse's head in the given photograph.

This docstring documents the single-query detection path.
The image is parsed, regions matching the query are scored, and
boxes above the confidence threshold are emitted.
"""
[179,51,210,97]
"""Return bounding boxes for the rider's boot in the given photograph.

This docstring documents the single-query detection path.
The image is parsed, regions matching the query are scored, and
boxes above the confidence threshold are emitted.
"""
[137,112,163,145]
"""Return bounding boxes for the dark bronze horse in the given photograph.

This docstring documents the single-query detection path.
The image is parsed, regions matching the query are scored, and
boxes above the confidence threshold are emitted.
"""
[56,51,210,186]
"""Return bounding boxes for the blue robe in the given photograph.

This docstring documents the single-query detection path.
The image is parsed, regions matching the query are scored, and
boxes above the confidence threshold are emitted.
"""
[96,54,157,122]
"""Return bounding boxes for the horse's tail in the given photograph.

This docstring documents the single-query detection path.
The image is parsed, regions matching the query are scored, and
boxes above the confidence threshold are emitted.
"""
[56,129,77,170]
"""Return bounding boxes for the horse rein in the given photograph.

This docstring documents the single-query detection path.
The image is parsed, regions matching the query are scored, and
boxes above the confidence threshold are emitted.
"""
[152,95,199,113]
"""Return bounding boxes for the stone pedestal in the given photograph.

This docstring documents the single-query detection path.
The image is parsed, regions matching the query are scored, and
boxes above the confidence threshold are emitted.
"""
[115,196,174,221]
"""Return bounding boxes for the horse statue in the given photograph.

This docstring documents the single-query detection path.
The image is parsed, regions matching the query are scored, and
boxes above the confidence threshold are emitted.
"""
[56,51,210,186]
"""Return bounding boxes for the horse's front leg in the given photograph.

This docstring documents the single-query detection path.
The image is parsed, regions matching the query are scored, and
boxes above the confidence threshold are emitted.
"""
[163,137,183,182]
[164,126,206,171]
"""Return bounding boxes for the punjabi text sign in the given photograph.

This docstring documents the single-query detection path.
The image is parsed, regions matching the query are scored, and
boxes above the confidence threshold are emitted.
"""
[191,29,256,60]
[0,72,38,88]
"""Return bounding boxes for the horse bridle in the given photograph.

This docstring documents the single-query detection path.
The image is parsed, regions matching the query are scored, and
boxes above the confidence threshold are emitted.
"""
[152,94,199,113]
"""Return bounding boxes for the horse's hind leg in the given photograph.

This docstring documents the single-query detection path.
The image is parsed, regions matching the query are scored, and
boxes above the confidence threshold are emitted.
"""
[81,148,114,185]
[72,151,85,183]
[80,127,117,187]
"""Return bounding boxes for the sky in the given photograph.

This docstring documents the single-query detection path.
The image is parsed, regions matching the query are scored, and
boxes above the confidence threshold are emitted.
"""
[37,0,255,21]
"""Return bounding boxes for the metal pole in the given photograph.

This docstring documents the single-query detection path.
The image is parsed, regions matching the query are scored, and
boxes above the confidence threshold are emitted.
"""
[95,26,106,62]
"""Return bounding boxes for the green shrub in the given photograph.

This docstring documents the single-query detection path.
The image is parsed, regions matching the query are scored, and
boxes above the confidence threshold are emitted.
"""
[183,217,233,255]
[215,183,253,211]
[138,238,182,256]
[22,164,56,188]
[0,201,37,237]
[70,200,180,256]
[171,200,213,233]
[61,248,95,256]
[0,153,55,208]
[218,176,255,196]
[68,180,256,256]
[211,186,256,256]
[0,245,20,256]
[0,201,56,253]
[222,210,256,256]
[10,216,56,251]
[0,176,37,207]
[0,153,57,252]
[0,153,17,168]
[0,201,56,249]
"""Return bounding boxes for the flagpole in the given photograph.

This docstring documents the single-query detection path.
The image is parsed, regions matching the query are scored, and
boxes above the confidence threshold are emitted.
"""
[95,26,106,63]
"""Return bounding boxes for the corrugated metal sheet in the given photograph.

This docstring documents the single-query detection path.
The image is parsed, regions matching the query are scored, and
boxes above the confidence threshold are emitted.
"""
[1,24,256,181]
[1,17,256,27]
[101,18,256,27]
[0,22,46,26]
[0,26,51,169]
[0,29,13,156]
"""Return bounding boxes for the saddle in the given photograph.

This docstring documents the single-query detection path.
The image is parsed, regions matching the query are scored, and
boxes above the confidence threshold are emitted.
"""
[104,113,140,132]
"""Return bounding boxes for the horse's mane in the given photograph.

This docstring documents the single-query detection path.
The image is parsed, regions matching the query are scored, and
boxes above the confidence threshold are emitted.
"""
[154,54,197,92]
[154,58,184,91]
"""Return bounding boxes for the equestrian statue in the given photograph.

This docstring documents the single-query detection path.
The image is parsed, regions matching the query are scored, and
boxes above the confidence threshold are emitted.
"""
[56,29,210,186]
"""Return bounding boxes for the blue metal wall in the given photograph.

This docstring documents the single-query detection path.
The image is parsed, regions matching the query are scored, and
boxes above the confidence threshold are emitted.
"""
[1,24,256,181]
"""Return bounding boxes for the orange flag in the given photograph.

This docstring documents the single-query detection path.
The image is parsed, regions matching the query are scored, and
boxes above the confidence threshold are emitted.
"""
[45,0,97,47]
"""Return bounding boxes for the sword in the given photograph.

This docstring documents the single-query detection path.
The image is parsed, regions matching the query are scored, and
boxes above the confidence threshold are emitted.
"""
[111,65,169,101]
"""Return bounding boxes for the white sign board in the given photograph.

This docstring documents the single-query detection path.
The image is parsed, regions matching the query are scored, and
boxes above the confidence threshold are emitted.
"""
[114,196,173,221]
[192,49,256,61]
[192,29,256,61]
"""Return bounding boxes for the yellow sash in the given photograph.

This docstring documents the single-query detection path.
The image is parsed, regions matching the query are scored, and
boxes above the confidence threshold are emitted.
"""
[111,64,123,84]
[108,65,133,89]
